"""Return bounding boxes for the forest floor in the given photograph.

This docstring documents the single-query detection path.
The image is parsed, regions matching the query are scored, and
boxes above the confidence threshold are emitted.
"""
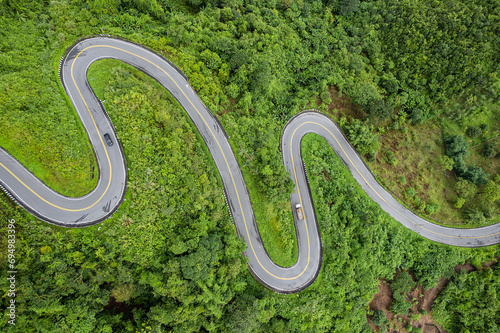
[367,259,499,333]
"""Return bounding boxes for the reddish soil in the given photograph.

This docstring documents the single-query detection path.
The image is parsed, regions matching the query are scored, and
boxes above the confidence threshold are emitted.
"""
[369,280,393,312]
[312,86,366,119]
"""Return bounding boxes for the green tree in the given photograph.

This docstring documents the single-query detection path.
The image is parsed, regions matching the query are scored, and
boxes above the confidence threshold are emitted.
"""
[482,142,496,158]
[439,155,454,171]
[483,180,500,202]
[342,118,380,155]
[380,74,399,95]
[339,0,360,15]
[372,309,389,328]
[408,108,425,125]
[390,271,416,315]
[367,99,394,121]
[444,135,469,158]
[463,165,488,186]
[454,178,477,199]
[466,126,482,138]
[354,83,380,108]
[180,234,223,281]
[434,267,500,332]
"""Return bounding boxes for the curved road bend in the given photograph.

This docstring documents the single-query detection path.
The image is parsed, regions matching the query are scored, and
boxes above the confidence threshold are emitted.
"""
[0,37,499,294]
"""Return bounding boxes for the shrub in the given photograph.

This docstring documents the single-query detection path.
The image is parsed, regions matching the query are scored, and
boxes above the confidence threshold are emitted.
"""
[483,180,500,202]
[416,198,427,213]
[444,134,469,157]
[367,151,377,162]
[466,126,482,138]
[482,143,496,158]
[480,203,496,219]
[320,91,332,104]
[454,197,465,209]
[385,151,398,166]
[407,188,417,197]
[465,208,486,224]
[426,203,440,215]
[454,178,477,198]
[439,155,454,171]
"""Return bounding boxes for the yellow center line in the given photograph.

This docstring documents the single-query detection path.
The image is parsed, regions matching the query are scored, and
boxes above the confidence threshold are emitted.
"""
[0,48,114,212]
[88,44,307,280]
[304,120,500,240]
[3,40,498,291]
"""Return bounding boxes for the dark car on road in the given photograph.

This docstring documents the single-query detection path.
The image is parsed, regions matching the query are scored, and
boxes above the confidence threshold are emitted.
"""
[103,133,113,146]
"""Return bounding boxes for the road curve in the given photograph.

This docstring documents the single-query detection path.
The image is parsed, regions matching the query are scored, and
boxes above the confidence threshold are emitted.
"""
[1,37,499,293]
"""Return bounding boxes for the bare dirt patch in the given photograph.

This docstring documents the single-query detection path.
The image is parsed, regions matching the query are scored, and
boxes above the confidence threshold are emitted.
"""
[370,280,393,311]
[310,86,366,119]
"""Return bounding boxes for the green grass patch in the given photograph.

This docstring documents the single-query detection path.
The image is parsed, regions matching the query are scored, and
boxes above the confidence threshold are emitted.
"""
[238,164,298,267]
[0,17,98,197]
[368,120,500,228]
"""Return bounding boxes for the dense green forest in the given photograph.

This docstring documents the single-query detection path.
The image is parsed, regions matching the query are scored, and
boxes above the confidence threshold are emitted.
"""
[1,0,499,331]
[433,264,500,332]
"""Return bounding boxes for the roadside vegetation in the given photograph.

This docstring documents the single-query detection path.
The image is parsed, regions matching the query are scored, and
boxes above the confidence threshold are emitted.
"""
[0,0,499,332]
[368,261,500,333]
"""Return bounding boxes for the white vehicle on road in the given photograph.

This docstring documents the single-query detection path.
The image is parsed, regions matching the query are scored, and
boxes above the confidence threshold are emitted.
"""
[296,204,304,220]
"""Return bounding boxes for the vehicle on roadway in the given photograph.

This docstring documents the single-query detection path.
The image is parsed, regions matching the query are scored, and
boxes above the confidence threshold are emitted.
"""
[296,204,303,220]
[103,133,113,146]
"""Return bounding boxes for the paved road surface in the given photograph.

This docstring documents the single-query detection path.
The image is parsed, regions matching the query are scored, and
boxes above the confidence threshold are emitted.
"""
[1,37,499,293]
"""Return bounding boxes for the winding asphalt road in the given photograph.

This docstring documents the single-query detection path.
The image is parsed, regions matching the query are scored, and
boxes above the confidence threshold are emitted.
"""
[1,37,499,293]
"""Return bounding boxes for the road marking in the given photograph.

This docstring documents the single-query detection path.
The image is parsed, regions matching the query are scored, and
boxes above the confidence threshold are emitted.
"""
[0,49,115,212]
[301,119,500,240]
[2,39,500,293]
[76,44,311,281]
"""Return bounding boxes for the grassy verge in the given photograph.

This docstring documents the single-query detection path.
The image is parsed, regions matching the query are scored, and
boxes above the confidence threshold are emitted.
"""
[368,122,461,224]
[0,18,98,197]
[88,58,298,267]
[237,162,298,267]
